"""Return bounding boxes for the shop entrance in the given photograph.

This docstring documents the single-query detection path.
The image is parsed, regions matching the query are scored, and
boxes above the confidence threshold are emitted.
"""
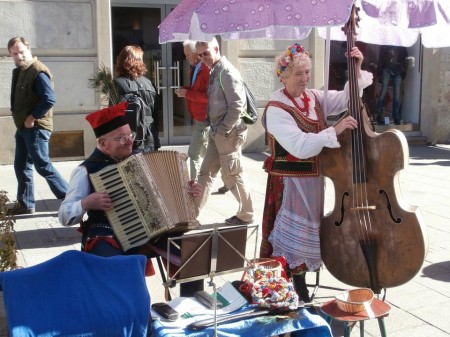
[111,3,194,146]
[328,40,422,126]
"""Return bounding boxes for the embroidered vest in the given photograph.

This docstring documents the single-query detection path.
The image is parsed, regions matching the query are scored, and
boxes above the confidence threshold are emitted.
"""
[263,95,328,177]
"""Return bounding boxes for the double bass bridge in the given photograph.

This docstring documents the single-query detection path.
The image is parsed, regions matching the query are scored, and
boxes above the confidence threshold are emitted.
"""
[350,205,376,211]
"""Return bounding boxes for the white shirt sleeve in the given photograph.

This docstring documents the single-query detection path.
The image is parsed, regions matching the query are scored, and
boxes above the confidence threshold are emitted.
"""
[266,106,340,159]
[58,165,90,226]
[264,70,373,160]
[312,70,373,118]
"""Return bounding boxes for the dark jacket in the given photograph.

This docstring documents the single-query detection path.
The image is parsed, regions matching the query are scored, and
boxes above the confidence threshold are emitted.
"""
[116,76,159,151]
[81,148,118,226]
[11,58,55,131]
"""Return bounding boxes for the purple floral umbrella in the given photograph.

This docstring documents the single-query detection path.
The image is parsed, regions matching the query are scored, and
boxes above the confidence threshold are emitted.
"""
[318,0,450,48]
[159,0,450,48]
[158,0,355,116]
[159,0,354,43]
[158,0,450,115]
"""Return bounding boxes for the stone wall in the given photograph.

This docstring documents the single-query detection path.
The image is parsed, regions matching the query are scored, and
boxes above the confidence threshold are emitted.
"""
[434,49,450,143]
[421,48,450,144]
[223,38,321,152]
[0,0,110,164]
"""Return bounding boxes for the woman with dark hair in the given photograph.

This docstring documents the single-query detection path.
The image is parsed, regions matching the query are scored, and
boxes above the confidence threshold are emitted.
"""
[115,45,160,151]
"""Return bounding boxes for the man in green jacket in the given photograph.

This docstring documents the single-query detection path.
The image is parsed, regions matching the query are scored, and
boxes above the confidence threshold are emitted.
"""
[7,37,68,215]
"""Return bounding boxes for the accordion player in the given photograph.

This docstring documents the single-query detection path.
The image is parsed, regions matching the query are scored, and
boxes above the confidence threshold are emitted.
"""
[89,150,200,251]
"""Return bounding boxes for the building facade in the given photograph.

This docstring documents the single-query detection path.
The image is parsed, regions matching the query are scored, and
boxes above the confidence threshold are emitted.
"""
[0,0,449,164]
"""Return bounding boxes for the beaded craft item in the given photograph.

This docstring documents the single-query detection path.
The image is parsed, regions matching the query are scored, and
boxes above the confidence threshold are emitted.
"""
[243,265,299,310]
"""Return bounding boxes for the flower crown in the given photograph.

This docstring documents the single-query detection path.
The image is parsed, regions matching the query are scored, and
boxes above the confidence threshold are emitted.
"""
[276,43,310,77]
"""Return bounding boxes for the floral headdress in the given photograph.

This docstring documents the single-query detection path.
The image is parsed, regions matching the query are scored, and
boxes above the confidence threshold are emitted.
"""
[276,43,310,77]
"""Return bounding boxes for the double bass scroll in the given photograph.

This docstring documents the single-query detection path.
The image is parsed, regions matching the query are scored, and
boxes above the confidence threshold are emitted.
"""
[319,5,428,294]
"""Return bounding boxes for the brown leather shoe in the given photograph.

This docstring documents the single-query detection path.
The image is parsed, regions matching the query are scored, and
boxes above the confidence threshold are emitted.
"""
[217,185,229,194]
[6,202,35,215]
[225,216,253,226]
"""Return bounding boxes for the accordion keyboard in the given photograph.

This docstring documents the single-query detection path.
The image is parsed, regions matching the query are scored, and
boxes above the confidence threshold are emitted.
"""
[90,164,149,248]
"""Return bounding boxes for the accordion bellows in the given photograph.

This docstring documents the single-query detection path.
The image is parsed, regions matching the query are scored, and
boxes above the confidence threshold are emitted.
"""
[90,151,200,251]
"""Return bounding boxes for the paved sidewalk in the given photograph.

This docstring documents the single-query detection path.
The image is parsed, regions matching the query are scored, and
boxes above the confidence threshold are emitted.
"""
[1,144,450,336]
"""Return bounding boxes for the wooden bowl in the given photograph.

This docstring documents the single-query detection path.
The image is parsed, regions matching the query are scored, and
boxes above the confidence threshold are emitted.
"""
[335,288,374,313]
[249,258,282,277]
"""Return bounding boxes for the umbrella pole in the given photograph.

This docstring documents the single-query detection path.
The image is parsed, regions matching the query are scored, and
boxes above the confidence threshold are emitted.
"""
[323,27,331,116]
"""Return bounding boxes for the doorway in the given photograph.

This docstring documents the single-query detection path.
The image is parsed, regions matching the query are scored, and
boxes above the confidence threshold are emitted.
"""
[111,4,194,146]
[328,40,422,127]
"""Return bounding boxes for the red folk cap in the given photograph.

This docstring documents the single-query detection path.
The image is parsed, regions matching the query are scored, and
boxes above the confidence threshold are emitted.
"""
[85,102,129,138]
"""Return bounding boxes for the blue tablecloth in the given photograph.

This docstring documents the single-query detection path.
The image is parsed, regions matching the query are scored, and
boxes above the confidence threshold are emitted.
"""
[151,307,332,337]
[0,250,150,337]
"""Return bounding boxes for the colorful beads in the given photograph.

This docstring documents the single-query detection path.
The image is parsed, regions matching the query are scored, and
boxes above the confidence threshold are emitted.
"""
[244,265,299,310]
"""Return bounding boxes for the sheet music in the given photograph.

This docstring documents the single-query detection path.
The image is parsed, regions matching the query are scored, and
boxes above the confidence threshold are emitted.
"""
[151,282,249,328]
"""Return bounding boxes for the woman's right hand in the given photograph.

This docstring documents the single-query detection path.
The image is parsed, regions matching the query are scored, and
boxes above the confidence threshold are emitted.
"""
[334,116,358,135]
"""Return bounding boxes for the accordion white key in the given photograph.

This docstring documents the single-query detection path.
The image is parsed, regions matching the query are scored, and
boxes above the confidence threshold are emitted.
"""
[89,150,200,251]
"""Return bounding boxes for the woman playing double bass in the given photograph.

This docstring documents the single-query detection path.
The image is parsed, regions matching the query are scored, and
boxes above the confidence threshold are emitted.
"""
[260,43,373,302]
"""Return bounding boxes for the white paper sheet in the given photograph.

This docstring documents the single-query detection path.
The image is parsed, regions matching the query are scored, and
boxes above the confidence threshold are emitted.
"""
[151,281,250,328]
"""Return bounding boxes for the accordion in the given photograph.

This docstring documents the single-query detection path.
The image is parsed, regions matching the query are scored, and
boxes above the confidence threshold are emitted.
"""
[89,151,200,251]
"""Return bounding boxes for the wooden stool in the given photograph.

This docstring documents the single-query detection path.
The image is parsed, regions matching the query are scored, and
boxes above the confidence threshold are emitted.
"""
[320,298,391,337]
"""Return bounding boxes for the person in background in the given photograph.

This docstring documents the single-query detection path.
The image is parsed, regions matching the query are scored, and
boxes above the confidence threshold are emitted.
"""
[261,43,372,302]
[176,40,229,193]
[376,46,408,125]
[7,36,68,215]
[175,40,210,180]
[58,102,203,295]
[195,38,254,226]
[115,45,159,151]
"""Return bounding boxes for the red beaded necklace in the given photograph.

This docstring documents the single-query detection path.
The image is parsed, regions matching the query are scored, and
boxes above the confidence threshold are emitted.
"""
[283,89,311,117]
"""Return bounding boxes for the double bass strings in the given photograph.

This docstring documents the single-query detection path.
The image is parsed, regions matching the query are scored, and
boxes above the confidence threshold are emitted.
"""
[345,12,373,244]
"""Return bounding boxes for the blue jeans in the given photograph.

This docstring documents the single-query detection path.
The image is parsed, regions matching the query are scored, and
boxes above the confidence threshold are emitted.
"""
[377,68,402,121]
[14,127,68,209]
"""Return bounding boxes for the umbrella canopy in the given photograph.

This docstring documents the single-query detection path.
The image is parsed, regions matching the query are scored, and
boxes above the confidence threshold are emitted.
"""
[159,0,353,43]
[318,0,450,48]
[160,0,450,48]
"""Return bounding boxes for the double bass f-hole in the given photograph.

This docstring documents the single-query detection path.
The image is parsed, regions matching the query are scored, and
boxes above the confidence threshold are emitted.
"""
[379,190,402,223]
[334,192,349,226]
[335,189,401,226]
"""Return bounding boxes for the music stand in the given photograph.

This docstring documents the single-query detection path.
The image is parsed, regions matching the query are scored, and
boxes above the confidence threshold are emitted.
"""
[164,223,258,336]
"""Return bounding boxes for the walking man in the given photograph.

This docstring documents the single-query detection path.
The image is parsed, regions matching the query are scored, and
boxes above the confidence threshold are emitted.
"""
[175,40,210,180]
[7,37,68,214]
[195,38,254,225]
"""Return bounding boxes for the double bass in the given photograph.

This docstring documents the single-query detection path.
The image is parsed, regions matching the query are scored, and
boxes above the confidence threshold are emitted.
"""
[320,6,428,294]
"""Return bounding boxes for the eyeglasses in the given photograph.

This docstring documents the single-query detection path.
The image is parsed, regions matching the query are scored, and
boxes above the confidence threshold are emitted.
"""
[111,132,136,145]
